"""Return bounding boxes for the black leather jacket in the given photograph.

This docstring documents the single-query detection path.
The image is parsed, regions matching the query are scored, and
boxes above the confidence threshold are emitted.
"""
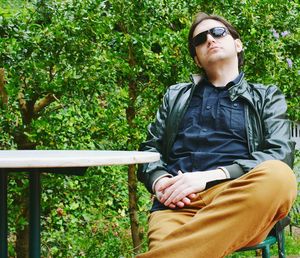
[138,74,295,193]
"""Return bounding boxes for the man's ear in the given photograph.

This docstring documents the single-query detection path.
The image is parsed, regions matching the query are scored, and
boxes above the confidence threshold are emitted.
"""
[235,39,243,53]
[194,56,202,68]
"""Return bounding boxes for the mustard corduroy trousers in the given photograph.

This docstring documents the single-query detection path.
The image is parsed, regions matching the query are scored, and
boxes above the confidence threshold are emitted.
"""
[137,160,297,258]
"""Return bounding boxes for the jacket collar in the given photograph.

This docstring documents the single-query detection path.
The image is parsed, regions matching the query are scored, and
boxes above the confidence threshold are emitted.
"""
[190,74,203,86]
[228,73,248,101]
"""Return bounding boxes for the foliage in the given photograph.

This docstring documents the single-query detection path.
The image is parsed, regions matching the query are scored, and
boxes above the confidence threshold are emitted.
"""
[0,0,299,257]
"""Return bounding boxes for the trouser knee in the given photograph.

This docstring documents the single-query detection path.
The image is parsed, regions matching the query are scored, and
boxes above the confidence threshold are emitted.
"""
[254,160,296,189]
[248,160,297,212]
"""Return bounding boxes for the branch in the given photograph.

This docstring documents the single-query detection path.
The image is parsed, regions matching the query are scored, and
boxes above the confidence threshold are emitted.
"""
[0,68,8,106]
[17,77,35,125]
[17,89,28,115]
[33,93,56,114]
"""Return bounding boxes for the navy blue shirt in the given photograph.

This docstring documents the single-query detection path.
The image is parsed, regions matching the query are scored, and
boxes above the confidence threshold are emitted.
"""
[152,73,250,212]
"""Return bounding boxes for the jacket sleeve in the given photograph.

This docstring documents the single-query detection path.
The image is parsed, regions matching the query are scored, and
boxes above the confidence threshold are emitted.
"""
[231,85,295,174]
[137,89,172,193]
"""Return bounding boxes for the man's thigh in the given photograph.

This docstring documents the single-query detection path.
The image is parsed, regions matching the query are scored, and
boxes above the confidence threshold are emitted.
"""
[148,208,196,250]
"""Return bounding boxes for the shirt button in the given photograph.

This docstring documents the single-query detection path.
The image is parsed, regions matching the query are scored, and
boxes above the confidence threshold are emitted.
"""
[206,105,211,110]
[233,103,238,107]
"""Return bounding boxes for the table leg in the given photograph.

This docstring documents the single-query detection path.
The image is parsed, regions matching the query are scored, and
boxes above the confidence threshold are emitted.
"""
[29,172,41,258]
[0,170,8,258]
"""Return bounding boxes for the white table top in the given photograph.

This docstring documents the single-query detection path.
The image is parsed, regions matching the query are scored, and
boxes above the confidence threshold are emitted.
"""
[0,150,160,168]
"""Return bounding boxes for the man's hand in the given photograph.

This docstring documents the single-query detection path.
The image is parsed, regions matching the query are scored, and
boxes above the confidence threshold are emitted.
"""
[159,172,207,207]
[154,175,196,209]
[155,169,227,208]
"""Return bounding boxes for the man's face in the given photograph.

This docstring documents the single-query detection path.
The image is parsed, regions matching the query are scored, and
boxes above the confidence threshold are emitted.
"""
[193,19,242,70]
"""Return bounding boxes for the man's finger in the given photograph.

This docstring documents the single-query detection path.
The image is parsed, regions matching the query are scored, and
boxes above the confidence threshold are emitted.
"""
[156,176,178,191]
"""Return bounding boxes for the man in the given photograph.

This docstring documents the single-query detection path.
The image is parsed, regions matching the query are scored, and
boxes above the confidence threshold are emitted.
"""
[137,12,297,258]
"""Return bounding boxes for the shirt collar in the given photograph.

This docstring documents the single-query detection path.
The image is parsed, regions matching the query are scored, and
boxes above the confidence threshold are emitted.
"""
[227,72,244,87]
[190,72,244,88]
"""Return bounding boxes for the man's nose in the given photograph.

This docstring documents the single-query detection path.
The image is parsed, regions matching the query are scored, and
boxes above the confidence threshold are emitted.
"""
[206,34,216,44]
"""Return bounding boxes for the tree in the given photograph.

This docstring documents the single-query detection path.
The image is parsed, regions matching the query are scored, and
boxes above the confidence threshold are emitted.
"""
[0,1,113,256]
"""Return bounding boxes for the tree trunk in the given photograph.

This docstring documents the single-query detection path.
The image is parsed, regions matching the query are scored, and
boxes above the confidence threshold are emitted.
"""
[13,135,36,256]
[128,164,142,254]
[14,179,30,258]
[126,83,142,253]
[16,220,29,258]
[124,26,142,253]
[0,68,30,256]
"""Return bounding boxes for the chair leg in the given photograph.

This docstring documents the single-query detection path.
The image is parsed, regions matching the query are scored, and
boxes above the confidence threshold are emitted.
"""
[277,226,286,258]
[262,246,271,258]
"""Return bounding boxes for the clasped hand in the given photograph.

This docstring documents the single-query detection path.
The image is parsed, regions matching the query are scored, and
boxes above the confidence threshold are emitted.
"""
[154,171,207,209]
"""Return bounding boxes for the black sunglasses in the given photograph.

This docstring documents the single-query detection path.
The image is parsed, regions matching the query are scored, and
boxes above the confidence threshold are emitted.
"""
[192,27,229,47]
